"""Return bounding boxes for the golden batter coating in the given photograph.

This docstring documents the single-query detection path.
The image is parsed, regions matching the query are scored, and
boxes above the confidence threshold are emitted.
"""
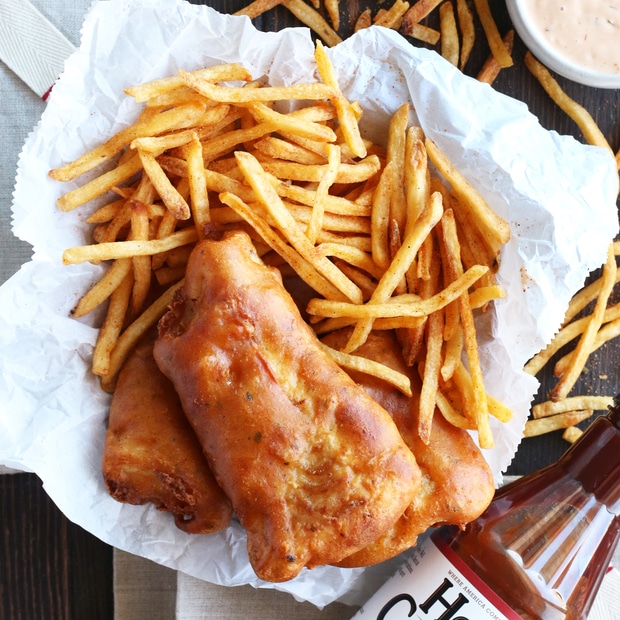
[102,336,232,535]
[153,230,421,582]
[323,329,495,568]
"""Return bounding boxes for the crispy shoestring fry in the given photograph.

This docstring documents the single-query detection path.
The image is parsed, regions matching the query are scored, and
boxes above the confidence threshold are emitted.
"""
[101,280,185,391]
[343,191,444,353]
[72,257,132,319]
[319,342,412,396]
[525,52,613,155]
[234,0,284,19]
[473,0,513,68]
[524,410,593,438]
[456,0,475,71]
[439,1,459,67]
[533,396,613,419]
[549,245,616,402]
[374,0,410,29]
[281,0,342,47]
[477,29,514,84]
[307,264,488,320]
[63,228,198,265]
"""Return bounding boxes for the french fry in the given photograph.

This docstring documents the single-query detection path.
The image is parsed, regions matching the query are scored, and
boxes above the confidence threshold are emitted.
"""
[62,228,198,265]
[533,396,613,419]
[56,154,143,212]
[233,0,284,19]
[91,271,134,377]
[72,258,132,319]
[137,150,191,220]
[374,0,410,29]
[253,136,327,165]
[404,126,430,227]
[439,207,493,448]
[456,0,475,71]
[49,102,216,183]
[418,301,444,443]
[354,8,372,31]
[324,0,340,30]
[473,0,513,68]
[468,284,505,309]
[343,191,444,353]
[524,52,613,154]
[425,138,510,256]
[403,22,441,45]
[439,1,459,67]
[259,155,381,184]
[180,71,335,104]
[371,160,395,271]
[233,150,363,303]
[524,410,593,438]
[524,301,620,376]
[562,426,584,444]
[477,30,514,84]
[436,389,476,430]
[550,245,616,401]
[386,103,410,234]
[125,64,252,102]
[185,135,210,238]
[307,264,488,320]
[281,0,342,46]
[306,144,341,244]
[562,268,620,326]
[100,280,185,391]
[314,41,367,159]
[129,200,152,316]
[401,0,443,28]
[554,316,620,377]
[319,342,412,397]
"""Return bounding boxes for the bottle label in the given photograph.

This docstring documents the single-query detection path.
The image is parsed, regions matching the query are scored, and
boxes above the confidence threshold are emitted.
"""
[351,532,522,620]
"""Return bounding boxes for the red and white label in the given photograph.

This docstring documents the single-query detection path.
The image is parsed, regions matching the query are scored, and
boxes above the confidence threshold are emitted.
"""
[351,532,522,620]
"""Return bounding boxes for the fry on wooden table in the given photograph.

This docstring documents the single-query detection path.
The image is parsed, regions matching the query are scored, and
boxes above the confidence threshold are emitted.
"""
[473,0,513,68]
[524,410,593,438]
[525,52,613,155]
[549,244,617,402]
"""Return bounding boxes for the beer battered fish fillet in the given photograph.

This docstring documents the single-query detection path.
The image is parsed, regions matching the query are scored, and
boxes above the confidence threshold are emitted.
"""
[322,329,495,568]
[102,336,232,535]
[153,230,421,582]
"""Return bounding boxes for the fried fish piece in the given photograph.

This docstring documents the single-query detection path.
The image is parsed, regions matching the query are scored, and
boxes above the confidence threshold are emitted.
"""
[153,230,421,582]
[322,328,495,568]
[102,335,233,534]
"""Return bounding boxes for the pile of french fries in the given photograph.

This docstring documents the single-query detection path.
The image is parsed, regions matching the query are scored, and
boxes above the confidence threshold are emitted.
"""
[235,0,515,84]
[51,42,513,450]
[52,1,620,450]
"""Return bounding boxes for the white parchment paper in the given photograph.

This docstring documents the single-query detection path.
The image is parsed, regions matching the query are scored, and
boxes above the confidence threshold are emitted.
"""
[1,0,618,608]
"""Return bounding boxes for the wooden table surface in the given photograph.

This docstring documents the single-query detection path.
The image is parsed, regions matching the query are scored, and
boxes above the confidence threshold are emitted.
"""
[1,1,619,618]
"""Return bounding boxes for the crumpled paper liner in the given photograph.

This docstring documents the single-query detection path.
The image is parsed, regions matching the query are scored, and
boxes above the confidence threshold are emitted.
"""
[0,0,618,609]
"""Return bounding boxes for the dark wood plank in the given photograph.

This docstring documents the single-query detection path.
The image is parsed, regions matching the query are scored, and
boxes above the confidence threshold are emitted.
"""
[0,473,113,620]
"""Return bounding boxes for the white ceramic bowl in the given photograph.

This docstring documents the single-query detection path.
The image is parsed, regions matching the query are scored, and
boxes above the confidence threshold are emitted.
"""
[506,0,620,89]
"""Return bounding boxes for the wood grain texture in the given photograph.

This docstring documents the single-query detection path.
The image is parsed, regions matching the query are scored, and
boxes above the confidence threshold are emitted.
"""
[0,474,113,620]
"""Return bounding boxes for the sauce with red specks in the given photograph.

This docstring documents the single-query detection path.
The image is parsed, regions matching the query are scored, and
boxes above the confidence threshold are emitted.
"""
[521,1,620,74]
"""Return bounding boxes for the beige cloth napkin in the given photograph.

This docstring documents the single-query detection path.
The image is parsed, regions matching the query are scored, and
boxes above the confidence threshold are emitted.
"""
[113,550,358,619]
[113,545,620,620]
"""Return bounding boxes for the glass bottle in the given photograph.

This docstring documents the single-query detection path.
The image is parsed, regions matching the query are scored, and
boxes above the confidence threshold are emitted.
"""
[352,397,620,620]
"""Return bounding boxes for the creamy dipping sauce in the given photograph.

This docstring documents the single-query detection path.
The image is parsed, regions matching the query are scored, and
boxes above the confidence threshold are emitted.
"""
[521,1,620,75]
